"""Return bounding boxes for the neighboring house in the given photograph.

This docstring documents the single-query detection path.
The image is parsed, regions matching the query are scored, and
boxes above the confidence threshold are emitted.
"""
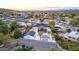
[44,14,51,19]
[17,22,27,33]
[72,25,79,32]
[63,31,79,41]
[55,22,67,33]
[29,18,40,24]
[63,17,72,25]
[26,23,32,26]
[74,16,79,19]
[17,22,27,28]
[0,16,4,20]
[43,19,53,24]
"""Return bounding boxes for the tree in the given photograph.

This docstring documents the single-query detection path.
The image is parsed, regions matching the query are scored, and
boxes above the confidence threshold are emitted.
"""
[0,33,4,45]
[52,29,58,34]
[17,45,33,51]
[61,17,65,22]
[48,20,55,28]
[24,20,28,24]
[28,13,33,18]
[0,20,9,34]
[10,21,18,31]
[0,33,11,45]
[70,18,79,26]
[13,29,22,39]
[39,15,44,22]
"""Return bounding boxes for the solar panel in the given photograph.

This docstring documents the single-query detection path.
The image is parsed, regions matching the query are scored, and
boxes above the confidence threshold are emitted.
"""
[27,31,35,36]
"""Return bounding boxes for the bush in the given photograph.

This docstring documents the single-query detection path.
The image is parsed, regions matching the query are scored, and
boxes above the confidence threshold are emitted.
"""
[0,33,11,45]
[70,18,79,26]
[52,29,58,34]
[0,20,9,34]
[48,21,55,27]
[10,21,18,31]
[13,29,22,39]
[17,45,33,51]
[60,17,65,22]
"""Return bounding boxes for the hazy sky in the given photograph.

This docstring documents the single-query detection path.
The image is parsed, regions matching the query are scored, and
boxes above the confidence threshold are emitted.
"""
[0,0,79,10]
[5,7,79,11]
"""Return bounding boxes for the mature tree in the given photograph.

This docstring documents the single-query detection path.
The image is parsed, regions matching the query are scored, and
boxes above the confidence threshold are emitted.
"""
[27,13,33,18]
[0,33,11,45]
[10,21,18,31]
[17,45,33,51]
[70,18,79,26]
[0,20,9,34]
[48,20,55,28]
[0,33,4,45]
[24,20,28,24]
[61,17,65,22]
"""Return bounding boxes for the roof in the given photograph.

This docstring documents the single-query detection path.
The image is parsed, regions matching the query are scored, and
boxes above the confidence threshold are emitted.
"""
[64,31,79,39]
[17,22,27,27]
[35,23,49,27]
[23,35,35,40]
[26,31,36,36]
[68,31,79,39]
[55,22,64,28]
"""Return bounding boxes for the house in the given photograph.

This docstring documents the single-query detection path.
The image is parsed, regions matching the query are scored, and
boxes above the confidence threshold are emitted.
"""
[63,17,72,25]
[74,16,79,19]
[21,27,57,50]
[21,26,57,50]
[17,22,27,33]
[55,22,67,33]
[26,23,32,26]
[34,23,51,32]
[0,16,4,20]
[29,18,40,24]
[63,31,79,41]
[44,14,51,19]
[72,25,79,32]
[43,19,53,24]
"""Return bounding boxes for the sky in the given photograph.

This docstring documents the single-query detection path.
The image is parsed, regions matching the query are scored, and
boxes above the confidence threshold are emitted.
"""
[6,7,63,11]
[0,0,79,10]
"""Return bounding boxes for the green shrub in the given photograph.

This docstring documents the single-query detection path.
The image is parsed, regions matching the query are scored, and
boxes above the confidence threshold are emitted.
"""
[13,29,22,39]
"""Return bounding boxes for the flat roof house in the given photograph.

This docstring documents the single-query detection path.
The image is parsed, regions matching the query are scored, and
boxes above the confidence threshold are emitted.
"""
[63,31,79,42]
